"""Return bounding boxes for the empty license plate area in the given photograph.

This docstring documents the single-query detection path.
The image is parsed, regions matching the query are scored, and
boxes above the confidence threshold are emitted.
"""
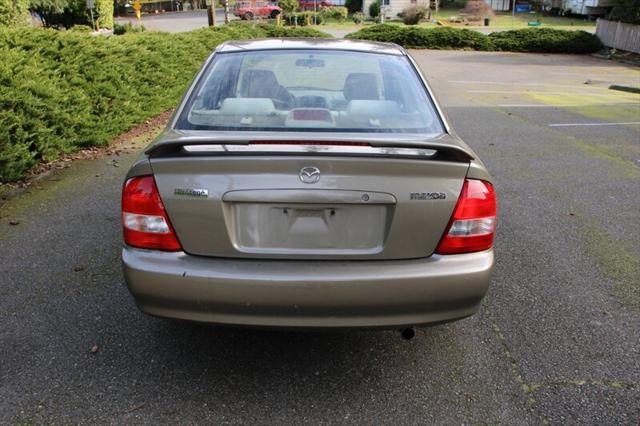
[226,202,391,255]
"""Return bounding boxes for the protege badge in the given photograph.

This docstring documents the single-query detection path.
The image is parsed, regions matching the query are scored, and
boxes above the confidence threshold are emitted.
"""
[174,188,208,197]
[410,192,446,200]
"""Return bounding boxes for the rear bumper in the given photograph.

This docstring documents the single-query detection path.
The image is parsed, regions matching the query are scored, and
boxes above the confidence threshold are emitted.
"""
[122,248,494,328]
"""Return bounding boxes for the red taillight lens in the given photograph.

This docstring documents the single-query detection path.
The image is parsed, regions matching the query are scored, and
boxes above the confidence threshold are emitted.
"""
[435,179,497,255]
[121,175,182,251]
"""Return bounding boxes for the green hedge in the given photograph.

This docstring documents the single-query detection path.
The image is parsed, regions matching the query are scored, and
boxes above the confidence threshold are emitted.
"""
[0,23,329,182]
[347,24,493,50]
[346,24,602,54]
[0,0,29,27]
[489,28,603,54]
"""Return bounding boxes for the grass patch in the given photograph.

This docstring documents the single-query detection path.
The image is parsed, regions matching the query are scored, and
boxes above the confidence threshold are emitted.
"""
[431,9,596,29]
[0,23,330,182]
[313,10,596,31]
[579,222,640,307]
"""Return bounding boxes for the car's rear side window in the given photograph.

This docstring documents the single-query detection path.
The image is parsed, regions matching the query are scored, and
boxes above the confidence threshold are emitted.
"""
[176,49,444,134]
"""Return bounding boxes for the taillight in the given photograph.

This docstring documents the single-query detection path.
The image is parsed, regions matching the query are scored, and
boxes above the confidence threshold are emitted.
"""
[121,175,182,251]
[435,179,497,255]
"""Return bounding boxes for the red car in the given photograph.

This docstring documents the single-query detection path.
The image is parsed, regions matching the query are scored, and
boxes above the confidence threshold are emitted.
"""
[234,0,282,19]
[298,0,332,10]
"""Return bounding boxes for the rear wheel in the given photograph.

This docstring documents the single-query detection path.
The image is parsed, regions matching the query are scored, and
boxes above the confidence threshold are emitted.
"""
[270,9,280,18]
[244,11,254,19]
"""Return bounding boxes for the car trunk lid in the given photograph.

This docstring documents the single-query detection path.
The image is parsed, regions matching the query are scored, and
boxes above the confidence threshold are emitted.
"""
[149,136,471,260]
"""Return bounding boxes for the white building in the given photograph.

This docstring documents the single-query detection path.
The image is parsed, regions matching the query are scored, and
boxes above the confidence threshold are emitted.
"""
[561,0,615,15]
[361,0,510,19]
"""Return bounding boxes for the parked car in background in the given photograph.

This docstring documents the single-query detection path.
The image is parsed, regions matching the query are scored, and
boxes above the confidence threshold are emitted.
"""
[298,0,332,10]
[234,0,281,19]
[121,39,497,335]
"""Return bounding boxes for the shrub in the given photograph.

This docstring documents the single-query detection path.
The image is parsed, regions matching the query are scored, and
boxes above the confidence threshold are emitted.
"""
[400,5,428,25]
[368,0,380,18]
[489,28,603,53]
[30,0,91,29]
[284,11,324,25]
[461,0,494,19]
[319,6,348,21]
[69,24,93,32]
[0,0,30,27]
[113,22,146,34]
[352,12,365,23]
[0,24,331,182]
[347,24,493,50]
[347,25,603,54]
[255,22,330,36]
[607,0,640,25]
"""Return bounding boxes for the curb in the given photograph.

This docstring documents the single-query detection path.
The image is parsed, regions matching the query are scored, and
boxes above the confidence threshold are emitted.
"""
[609,84,640,94]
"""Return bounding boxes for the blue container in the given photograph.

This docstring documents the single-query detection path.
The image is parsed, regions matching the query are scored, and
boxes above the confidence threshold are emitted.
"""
[515,4,532,12]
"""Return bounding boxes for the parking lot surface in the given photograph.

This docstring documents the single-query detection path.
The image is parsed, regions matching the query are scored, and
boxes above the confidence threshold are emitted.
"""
[1,51,638,424]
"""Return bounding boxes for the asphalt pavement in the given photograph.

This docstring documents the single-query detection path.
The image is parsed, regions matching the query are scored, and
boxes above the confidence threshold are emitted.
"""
[0,51,638,424]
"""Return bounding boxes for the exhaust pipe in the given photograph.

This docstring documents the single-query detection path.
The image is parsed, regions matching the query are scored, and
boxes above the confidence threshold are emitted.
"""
[401,327,415,340]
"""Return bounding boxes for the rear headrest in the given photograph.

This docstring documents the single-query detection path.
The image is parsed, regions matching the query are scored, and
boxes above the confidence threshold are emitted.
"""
[241,69,280,98]
[343,73,379,101]
[219,98,275,115]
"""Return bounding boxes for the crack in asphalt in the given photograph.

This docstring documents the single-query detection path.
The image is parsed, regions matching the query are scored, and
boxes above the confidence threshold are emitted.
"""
[487,311,550,425]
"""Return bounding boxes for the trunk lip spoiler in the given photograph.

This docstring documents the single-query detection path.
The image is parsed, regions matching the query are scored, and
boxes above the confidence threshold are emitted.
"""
[145,138,475,162]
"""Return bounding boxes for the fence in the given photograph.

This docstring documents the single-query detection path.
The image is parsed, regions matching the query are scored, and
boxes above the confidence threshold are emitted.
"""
[596,19,640,54]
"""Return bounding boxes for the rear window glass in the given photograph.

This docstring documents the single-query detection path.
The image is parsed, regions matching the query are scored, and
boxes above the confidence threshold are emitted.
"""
[176,49,444,134]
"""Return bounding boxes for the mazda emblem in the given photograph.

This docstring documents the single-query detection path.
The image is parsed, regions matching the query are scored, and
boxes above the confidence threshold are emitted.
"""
[299,166,321,184]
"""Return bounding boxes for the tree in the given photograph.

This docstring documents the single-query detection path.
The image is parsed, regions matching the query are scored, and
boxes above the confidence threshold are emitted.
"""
[279,0,298,15]
[95,0,113,28]
[30,0,91,28]
[368,0,380,17]
[607,0,640,24]
[345,0,362,14]
[0,0,30,26]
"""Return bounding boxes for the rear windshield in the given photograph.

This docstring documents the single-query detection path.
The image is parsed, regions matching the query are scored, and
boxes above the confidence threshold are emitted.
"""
[176,49,444,134]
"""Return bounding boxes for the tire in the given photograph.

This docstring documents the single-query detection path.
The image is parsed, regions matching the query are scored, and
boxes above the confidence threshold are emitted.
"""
[244,11,253,19]
[270,9,280,19]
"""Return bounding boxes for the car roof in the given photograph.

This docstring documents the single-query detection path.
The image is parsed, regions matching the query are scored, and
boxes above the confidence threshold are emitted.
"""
[216,38,406,56]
